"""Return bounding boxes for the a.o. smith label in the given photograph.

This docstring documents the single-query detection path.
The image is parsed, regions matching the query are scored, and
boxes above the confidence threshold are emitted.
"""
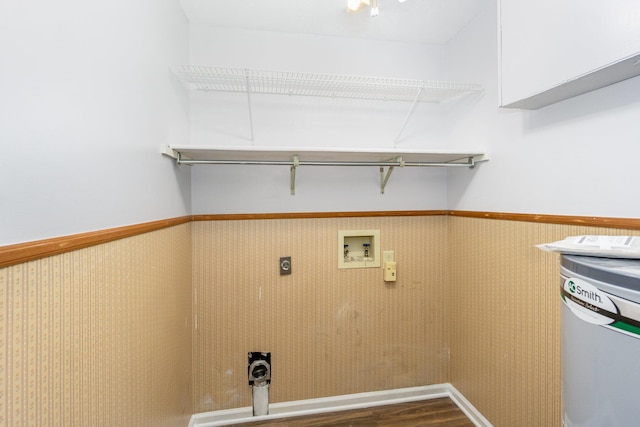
[562,277,640,339]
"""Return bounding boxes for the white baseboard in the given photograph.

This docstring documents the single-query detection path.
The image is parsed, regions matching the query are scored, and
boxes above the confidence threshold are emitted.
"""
[189,383,492,427]
[447,384,493,427]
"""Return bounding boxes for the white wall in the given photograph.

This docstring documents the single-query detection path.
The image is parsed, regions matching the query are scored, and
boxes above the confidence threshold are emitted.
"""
[188,25,469,214]
[8,1,632,234]
[446,0,640,218]
[0,0,191,246]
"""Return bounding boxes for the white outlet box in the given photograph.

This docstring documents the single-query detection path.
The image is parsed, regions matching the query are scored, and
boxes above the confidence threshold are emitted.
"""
[383,251,395,262]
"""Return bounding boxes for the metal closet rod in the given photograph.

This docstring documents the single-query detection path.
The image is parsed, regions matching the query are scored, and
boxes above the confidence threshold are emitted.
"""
[175,158,476,168]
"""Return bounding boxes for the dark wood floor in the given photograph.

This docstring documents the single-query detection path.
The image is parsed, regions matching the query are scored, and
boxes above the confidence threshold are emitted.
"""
[238,397,475,427]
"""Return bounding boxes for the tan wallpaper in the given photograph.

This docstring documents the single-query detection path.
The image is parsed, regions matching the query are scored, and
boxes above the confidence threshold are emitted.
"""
[0,224,193,427]
[5,214,638,426]
[449,217,640,427]
[192,216,450,412]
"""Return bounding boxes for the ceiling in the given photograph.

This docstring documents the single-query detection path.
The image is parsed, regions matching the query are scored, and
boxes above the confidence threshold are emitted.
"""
[179,0,488,45]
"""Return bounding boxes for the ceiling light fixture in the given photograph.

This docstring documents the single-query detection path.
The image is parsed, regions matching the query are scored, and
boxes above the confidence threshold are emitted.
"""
[347,0,407,18]
[346,0,382,16]
[347,0,404,17]
[347,0,362,11]
[370,0,380,17]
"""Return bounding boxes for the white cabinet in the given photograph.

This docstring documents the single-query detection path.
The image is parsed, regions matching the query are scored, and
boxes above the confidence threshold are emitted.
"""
[499,0,640,109]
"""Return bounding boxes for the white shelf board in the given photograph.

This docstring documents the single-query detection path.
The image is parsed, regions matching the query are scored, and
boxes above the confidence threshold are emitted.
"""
[162,146,488,195]
[163,145,488,165]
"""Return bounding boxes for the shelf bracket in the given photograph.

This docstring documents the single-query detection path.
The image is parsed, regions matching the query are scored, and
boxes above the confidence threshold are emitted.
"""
[380,157,404,194]
[467,156,476,169]
[394,87,423,147]
[290,155,299,195]
[245,72,255,141]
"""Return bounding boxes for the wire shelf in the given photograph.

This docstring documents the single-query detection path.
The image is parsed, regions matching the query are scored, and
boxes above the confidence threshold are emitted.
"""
[174,65,483,103]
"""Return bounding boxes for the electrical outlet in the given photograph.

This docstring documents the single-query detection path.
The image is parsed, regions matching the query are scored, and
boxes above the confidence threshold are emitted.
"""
[280,256,292,275]
[383,251,395,262]
[384,261,397,282]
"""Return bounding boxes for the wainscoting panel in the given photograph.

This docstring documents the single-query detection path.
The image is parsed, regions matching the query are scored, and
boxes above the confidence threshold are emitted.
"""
[449,217,640,426]
[192,216,450,413]
[5,211,637,426]
[0,224,193,427]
